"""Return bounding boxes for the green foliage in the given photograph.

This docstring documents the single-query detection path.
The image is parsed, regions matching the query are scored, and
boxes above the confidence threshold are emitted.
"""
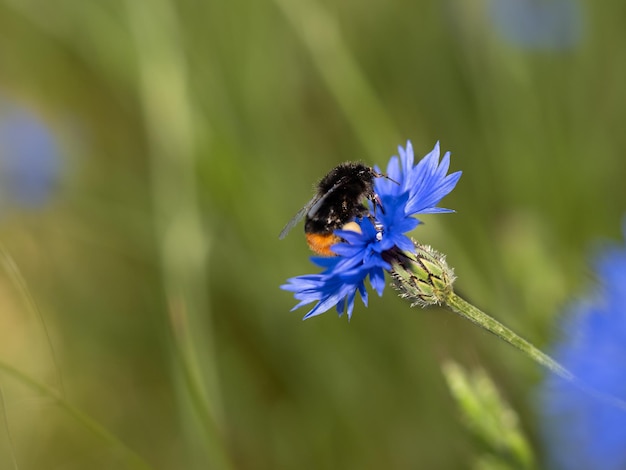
[443,361,534,470]
[0,0,625,468]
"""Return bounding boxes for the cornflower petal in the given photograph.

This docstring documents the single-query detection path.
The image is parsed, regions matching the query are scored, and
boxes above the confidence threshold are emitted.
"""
[539,228,626,470]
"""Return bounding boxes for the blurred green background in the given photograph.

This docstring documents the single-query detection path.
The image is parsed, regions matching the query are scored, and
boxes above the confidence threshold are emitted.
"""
[1,0,625,468]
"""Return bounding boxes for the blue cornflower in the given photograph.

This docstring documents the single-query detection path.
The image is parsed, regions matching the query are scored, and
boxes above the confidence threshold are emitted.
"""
[0,100,62,210]
[489,0,583,51]
[539,229,626,470]
[281,141,462,320]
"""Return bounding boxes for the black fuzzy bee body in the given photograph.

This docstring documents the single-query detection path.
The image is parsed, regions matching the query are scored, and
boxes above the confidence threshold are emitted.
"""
[304,162,377,235]
[279,162,385,256]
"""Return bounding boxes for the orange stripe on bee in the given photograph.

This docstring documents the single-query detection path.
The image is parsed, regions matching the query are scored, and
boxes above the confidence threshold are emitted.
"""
[305,233,341,257]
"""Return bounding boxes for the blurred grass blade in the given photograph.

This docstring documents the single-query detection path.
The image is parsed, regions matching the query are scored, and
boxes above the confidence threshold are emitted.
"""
[0,386,19,470]
[272,0,400,159]
[0,362,152,470]
[442,361,534,470]
[124,0,232,467]
[0,244,64,397]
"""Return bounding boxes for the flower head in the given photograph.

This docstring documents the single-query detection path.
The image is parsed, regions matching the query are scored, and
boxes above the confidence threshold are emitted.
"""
[539,228,626,470]
[281,141,461,319]
[0,99,62,211]
[489,0,583,51]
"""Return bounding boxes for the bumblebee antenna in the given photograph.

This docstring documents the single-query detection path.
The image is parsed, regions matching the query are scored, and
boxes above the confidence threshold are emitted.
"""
[368,169,399,217]
[372,169,400,185]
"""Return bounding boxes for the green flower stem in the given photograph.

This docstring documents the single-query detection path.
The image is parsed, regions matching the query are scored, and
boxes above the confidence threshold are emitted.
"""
[388,243,575,381]
[390,242,626,411]
[443,292,575,382]
[443,294,626,410]
[0,361,153,469]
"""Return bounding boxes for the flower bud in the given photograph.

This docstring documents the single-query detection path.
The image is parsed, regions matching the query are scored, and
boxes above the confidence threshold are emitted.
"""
[385,242,456,307]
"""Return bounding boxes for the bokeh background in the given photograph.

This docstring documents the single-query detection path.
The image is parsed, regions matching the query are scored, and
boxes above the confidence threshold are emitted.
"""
[1,0,625,468]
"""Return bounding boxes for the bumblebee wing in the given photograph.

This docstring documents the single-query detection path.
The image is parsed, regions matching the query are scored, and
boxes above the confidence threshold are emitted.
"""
[278,195,320,239]
[306,176,351,217]
[278,175,348,239]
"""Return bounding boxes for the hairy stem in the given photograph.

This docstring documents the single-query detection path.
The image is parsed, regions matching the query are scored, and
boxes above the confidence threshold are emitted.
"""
[443,292,575,381]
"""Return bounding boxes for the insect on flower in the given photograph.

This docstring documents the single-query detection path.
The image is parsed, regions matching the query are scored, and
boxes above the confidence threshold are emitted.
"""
[281,141,462,319]
[279,162,395,256]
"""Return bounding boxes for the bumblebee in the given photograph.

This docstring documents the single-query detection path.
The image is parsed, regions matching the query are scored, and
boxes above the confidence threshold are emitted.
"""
[279,162,391,256]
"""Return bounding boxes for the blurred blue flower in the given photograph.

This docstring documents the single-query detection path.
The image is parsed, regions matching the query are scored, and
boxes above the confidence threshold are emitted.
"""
[490,0,583,51]
[539,229,626,470]
[0,100,62,210]
[282,141,461,320]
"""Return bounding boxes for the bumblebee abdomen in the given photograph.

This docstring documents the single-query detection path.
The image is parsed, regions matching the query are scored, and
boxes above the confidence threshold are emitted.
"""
[305,233,342,256]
